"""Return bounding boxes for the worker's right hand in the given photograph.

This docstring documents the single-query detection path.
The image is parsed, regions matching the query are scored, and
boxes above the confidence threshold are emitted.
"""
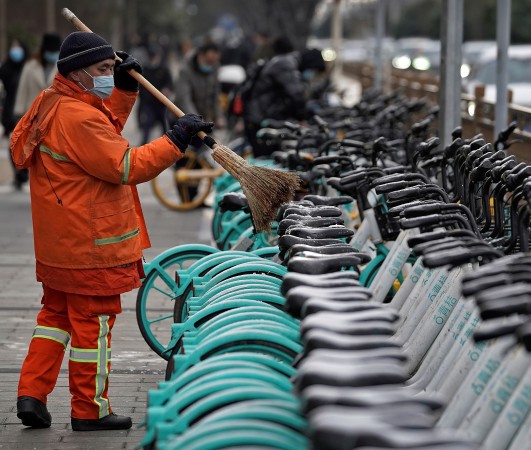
[166,114,214,150]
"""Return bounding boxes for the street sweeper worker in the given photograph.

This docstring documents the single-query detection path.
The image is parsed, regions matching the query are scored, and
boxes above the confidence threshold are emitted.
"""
[10,31,213,432]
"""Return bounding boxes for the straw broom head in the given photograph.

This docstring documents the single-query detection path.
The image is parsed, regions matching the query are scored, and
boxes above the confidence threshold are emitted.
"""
[212,144,301,233]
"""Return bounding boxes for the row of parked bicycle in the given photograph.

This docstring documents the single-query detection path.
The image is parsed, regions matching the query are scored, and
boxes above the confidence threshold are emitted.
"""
[136,89,531,449]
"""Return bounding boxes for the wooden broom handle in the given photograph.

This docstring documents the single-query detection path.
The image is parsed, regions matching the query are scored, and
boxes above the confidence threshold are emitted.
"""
[61,8,211,142]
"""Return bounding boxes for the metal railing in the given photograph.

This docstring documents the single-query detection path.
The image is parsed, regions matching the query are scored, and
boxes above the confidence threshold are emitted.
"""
[344,62,531,163]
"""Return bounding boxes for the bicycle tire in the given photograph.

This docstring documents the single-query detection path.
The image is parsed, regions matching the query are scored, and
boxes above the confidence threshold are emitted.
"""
[151,151,213,211]
[136,247,216,359]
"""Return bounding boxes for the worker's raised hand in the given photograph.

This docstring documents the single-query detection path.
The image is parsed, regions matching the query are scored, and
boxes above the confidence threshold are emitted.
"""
[114,51,142,92]
[166,114,214,150]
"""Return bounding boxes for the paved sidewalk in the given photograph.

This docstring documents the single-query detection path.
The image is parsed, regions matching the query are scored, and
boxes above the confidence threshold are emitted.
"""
[0,133,214,448]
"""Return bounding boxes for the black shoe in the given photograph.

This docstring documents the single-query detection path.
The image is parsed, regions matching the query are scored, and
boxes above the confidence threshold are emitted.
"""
[17,396,52,428]
[71,413,132,431]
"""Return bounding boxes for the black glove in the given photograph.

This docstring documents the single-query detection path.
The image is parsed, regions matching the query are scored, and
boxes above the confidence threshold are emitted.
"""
[114,51,142,92]
[166,114,215,150]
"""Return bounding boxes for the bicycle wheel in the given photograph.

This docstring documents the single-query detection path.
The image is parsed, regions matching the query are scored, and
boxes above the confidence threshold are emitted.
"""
[136,245,217,359]
[151,150,213,211]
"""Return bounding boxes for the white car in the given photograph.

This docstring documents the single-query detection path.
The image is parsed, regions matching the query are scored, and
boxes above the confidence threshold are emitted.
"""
[463,45,531,108]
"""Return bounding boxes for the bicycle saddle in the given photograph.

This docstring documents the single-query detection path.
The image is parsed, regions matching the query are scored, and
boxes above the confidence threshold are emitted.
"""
[307,404,436,429]
[301,299,384,319]
[353,446,480,450]
[303,328,401,353]
[218,192,249,212]
[412,237,481,256]
[301,384,443,413]
[300,318,395,338]
[474,282,531,304]
[407,229,477,248]
[294,359,408,390]
[478,295,531,320]
[301,309,400,327]
[285,286,372,317]
[472,316,529,343]
[371,172,429,187]
[286,254,365,274]
[277,217,344,236]
[421,244,502,269]
[278,235,345,260]
[280,271,361,295]
[303,194,354,207]
[286,225,355,240]
[282,205,342,218]
[461,270,531,297]
[309,413,480,450]
[374,180,425,195]
[286,243,361,260]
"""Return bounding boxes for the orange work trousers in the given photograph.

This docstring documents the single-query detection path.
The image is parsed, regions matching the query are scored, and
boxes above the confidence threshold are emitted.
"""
[18,284,122,420]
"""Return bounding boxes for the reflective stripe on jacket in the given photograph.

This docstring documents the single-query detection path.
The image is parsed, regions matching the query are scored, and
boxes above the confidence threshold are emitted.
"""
[10,73,183,269]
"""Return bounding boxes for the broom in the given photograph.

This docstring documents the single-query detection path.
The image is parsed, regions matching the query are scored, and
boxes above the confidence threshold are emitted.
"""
[61,8,300,233]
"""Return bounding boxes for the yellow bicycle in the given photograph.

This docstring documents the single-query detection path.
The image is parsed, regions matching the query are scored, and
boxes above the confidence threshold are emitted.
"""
[151,148,225,211]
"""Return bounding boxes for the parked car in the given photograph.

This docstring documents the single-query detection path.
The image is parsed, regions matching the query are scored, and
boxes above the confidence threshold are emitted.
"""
[390,37,440,73]
[460,40,496,78]
[463,45,531,108]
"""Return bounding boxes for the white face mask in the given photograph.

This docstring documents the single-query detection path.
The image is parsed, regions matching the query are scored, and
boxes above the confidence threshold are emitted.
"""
[79,69,114,99]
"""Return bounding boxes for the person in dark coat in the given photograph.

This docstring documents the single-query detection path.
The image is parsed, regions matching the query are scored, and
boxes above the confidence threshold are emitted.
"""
[138,45,174,144]
[0,38,28,189]
[0,38,27,136]
[242,48,326,158]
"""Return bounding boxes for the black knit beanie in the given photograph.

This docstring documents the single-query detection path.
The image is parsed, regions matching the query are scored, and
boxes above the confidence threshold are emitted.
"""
[57,31,115,76]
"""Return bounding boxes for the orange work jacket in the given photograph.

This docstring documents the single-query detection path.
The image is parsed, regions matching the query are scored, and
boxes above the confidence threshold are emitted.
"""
[11,73,183,269]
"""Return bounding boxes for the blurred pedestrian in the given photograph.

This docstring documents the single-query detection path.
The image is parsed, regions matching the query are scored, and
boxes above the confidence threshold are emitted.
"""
[252,30,274,62]
[173,41,224,129]
[172,40,225,202]
[138,45,174,144]
[242,48,326,158]
[11,31,213,431]
[0,38,27,138]
[11,33,61,189]
[14,33,61,117]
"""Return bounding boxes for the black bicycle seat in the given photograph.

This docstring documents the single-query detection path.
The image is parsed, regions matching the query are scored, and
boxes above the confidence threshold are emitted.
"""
[309,412,480,450]
[218,192,249,212]
[286,254,364,274]
[301,309,400,327]
[412,237,480,256]
[301,384,443,413]
[374,180,425,195]
[278,235,345,260]
[300,318,395,338]
[294,360,408,391]
[286,243,361,260]
[472,282,531,305]
[421,245,501,269]
[461,272,528,297]
[307,404,436,430]
[303,194,354,207]
[303,328,401,353]
[280,271,360,295]
[301,299,384,319]
[277,217,344,236]
[478,295,531,320]
[285,286,372,317]
[286,225,355,240]
[407,229,477,248]
[282,205,342,218]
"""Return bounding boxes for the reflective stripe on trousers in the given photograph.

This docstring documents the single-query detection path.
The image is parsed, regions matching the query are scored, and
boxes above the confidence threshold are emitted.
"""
[32,325,71,348]
[69,315,111,418]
